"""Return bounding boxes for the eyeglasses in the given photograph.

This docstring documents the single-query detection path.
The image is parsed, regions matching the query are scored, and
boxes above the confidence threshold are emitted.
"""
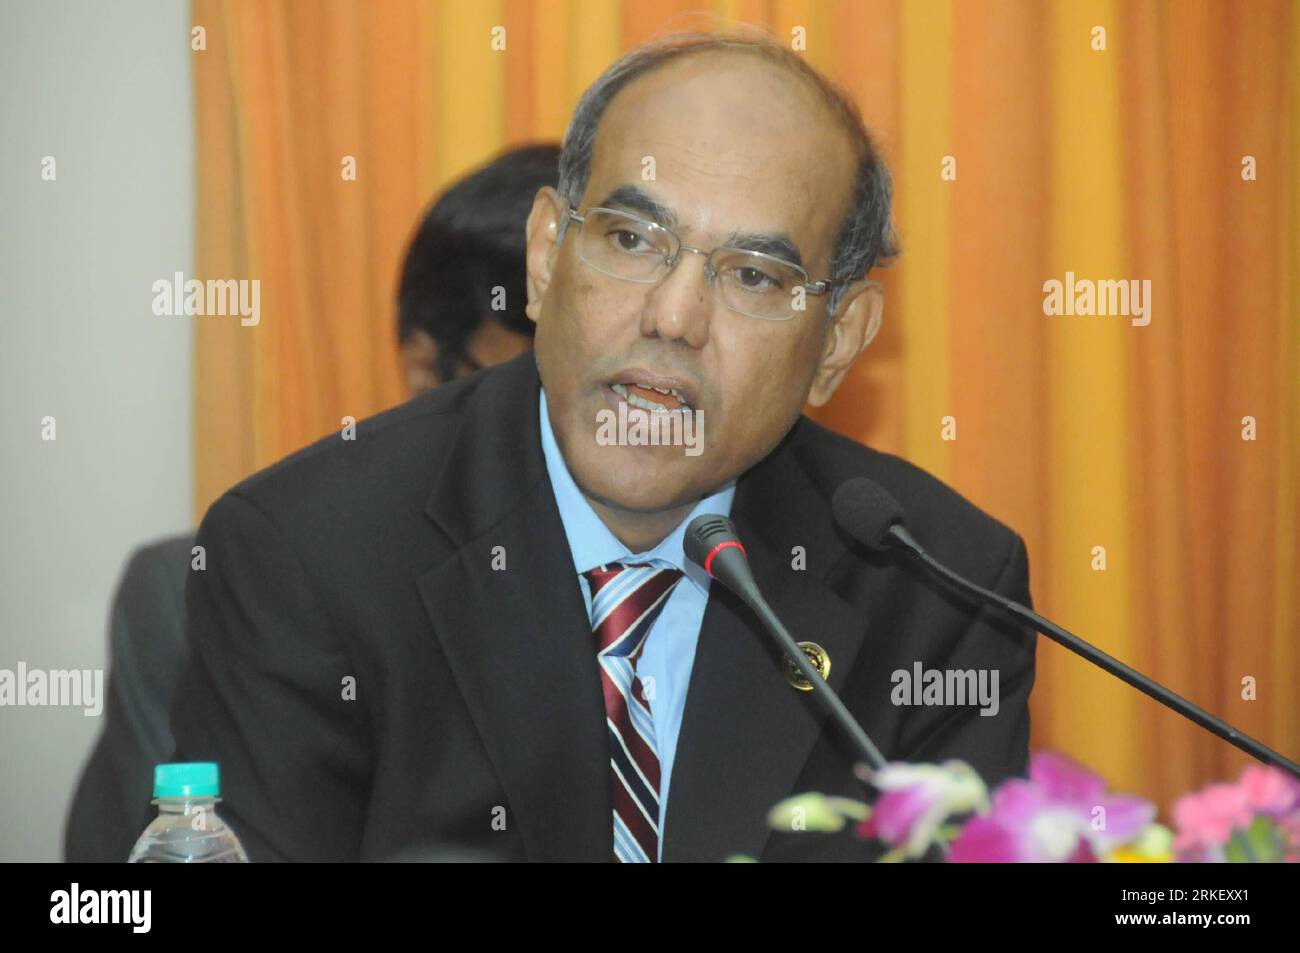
[558,206,842,321]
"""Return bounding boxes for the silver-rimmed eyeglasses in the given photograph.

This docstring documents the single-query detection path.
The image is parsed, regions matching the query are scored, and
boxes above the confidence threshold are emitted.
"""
[558,206,842,321]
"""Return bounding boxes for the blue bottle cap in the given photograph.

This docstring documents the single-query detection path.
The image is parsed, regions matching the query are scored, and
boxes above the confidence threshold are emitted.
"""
[153,762,220,798]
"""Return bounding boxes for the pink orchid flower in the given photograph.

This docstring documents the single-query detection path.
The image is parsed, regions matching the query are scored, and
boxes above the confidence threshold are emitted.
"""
[1172,764,1300,862]
[947,752,1155,862]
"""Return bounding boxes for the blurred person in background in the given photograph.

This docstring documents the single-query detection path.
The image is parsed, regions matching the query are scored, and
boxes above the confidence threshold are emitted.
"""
[63,143,559,862]
[398,144,557,390]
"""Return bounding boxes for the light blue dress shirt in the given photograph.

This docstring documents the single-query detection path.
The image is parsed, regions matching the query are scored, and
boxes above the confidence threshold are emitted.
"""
[538,386,736,859]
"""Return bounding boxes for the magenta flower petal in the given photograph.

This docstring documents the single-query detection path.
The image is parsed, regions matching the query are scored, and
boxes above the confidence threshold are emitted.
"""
[867,784,938,844]
[1239,765,1300,816]
[857,761,990,858]
[947,751,1155,862]
[1172,764,1300,859]
[1173,782,1252,852]
[987,778,1051,819]
[1093,795,1157,845]
[1064,838,1099,863]
[1030,751,1106,802]
[950,813,1101,863]
[948,816,1027,863]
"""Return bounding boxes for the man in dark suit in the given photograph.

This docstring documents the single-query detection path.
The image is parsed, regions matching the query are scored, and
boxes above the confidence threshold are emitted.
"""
[62,535,196,863]
[168,31,1036,863]
[63,145,559,863]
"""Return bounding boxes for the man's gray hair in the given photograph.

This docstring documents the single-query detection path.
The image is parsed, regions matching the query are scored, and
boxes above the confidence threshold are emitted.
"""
[557,29,900,317]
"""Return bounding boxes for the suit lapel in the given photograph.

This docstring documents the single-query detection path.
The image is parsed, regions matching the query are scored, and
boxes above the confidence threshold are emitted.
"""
[416,358,882,862]
[416,355,611,861]
[663,425,879,862]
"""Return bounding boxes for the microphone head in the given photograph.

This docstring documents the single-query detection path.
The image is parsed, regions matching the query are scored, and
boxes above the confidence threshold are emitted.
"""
[684,514,741,573]
[832,477,907,552]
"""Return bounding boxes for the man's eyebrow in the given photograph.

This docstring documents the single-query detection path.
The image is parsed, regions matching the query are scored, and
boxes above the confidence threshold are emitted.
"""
[594,185,678,229]
[723,231,805,269]
[593,185,806,268]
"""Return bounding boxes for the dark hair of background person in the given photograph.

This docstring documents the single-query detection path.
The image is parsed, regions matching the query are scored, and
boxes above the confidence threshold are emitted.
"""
[398,143,560,386]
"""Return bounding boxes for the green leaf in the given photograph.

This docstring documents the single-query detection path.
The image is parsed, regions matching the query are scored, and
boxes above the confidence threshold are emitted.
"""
[767,792,871,833]
[1223,816,1285,863]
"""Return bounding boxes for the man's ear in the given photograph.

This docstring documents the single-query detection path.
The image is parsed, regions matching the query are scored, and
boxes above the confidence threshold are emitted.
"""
[399,329,441,396]
[524,186,566,325]
[806,279,884,407]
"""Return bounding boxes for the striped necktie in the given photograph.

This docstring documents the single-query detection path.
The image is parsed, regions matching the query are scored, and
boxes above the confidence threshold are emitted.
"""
[583,561,684,863]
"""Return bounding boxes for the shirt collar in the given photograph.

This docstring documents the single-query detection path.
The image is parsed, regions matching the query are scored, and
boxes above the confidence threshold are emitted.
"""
[539,386,736,595]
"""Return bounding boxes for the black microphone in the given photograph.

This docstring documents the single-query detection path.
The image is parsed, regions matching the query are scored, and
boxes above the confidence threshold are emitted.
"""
[832,476,1300,781]
[684,514,886,770]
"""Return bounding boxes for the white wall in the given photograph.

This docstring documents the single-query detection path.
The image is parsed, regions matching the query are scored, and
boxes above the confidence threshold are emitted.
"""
[0,1,194,861]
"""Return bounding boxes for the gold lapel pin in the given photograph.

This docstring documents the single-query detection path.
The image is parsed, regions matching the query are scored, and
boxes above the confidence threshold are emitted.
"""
[783,641,831,692]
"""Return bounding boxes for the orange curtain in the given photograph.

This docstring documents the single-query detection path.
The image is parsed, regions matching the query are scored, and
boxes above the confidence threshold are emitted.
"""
[192,0,1300,814]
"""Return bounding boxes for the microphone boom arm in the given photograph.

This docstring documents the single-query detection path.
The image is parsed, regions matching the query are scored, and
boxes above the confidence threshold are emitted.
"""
[745,587,888,771]
[889,524,1300,782]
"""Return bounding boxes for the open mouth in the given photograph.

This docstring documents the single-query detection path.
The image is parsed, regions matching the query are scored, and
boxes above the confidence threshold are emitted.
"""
[610,381,692,413]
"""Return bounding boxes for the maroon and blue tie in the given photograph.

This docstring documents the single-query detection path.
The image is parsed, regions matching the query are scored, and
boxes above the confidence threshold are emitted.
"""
[583,561,684,863]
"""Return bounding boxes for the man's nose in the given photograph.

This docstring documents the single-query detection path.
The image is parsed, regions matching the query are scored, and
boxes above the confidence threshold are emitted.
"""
[639,248,713,348]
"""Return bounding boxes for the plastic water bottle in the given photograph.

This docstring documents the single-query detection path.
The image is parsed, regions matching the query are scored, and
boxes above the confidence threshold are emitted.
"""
[128,762,249,863]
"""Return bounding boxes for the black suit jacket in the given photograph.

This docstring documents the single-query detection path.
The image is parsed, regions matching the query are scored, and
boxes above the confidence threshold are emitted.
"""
[65,533,195,863]
[170,353,1036,862]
